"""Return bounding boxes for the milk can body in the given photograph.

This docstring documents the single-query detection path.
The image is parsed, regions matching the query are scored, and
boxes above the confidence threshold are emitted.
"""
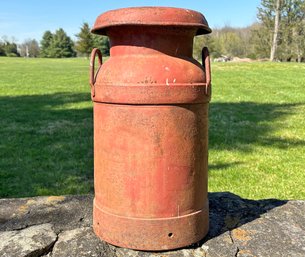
[90,7,212,251]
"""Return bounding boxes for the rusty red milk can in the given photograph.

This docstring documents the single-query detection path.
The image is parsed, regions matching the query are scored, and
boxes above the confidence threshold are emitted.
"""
[90,7,212,251]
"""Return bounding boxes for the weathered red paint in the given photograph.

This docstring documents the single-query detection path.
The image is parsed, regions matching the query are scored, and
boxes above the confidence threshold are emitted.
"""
[90,7,212,251]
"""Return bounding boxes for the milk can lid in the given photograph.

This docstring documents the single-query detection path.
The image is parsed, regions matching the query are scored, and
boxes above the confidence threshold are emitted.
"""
[91,7,212,35]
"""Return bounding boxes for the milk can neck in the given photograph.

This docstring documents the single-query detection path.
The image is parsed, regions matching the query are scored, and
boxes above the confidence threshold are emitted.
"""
[107,26,195,58]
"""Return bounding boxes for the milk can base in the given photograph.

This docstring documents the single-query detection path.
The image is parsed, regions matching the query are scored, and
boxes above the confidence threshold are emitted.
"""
[93,200,209,251]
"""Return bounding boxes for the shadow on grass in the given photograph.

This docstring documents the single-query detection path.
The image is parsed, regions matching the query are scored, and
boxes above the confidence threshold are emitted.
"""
[0,92,93,198]
[0,93,304,197]
[209,101,305,152]
[209,162,243,171]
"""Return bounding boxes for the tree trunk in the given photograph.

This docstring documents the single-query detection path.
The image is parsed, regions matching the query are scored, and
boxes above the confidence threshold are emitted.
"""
[270,0,281,61]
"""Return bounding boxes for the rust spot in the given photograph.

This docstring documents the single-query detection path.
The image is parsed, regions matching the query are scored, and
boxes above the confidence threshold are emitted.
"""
[232,228,252,241]
[238,249,256,256]
[18,205,29,215]
[47,196,66,204]
[26,199,36,205]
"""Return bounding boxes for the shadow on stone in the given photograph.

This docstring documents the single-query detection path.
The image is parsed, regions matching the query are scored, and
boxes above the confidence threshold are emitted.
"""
[111,192,290,257]
[196,192,288,245]
[2,194,303,257]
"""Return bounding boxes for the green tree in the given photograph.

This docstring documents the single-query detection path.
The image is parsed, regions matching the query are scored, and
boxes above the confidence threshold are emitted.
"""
[93,34,110,56]
[200,26,252,59]
[250,23,271,59]
[75,22,94,57]
[40,31,53,57]
[0,42,5,56]
[49,28,76,58]
[280,0,305,61]
[217,29,245,57]
[3,41,19,57]
[255,0,305,61]
[293,19,305,62]
[193,35,217,61]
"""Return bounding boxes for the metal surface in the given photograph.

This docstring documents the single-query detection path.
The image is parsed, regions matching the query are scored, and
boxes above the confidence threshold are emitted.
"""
[202,47,211,96]
[91,7,211,35]
[90,48,103,98]
[90,7,212,251]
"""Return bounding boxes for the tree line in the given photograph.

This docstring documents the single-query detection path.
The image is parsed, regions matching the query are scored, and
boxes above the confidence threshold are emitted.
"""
[259,0,305,62]
[0,23,109,58]
[1,0,304,62]
[194,0,305,62]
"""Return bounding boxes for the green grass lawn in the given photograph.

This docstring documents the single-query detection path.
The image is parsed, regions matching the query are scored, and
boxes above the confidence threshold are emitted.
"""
[0,57,304,199]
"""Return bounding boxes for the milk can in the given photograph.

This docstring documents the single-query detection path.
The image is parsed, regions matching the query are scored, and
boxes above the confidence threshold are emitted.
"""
[89,7,212,251]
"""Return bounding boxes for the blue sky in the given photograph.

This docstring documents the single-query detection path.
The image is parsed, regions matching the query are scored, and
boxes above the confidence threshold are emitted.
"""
[0,0,261,43]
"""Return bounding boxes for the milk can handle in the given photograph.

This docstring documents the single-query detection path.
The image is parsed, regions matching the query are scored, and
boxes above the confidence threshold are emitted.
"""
[90,48,103,97]
[202,47,211,96]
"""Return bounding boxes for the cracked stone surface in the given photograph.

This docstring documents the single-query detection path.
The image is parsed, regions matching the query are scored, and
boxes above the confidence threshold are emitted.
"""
[52,227,115,257]
[0,223,57,257]
[0,193,305,256]
[0,195,92,234]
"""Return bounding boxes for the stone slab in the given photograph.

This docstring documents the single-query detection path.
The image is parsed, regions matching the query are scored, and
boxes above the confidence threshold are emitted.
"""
[0,223,57,257]
[0,193,304,256]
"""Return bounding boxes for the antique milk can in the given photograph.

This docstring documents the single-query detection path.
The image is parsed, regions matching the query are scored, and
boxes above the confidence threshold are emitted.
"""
[90,7,212,251]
